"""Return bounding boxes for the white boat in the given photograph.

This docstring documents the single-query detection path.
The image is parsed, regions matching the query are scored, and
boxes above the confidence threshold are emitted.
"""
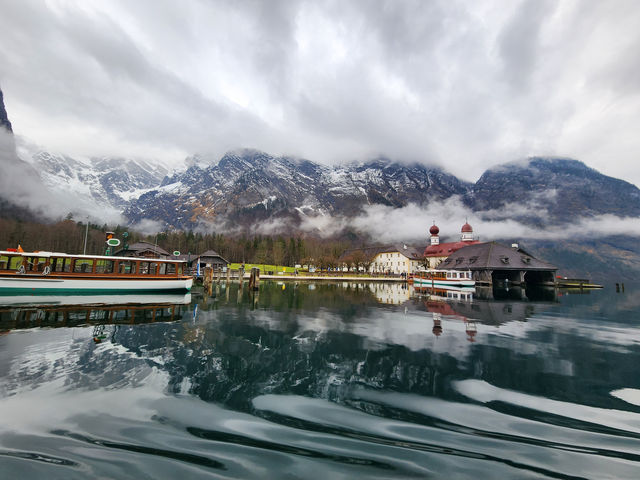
[0,250,193,295]
[411,269,475,288]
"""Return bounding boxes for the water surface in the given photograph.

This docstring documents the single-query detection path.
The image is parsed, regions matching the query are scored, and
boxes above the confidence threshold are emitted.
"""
[1,282,639,479]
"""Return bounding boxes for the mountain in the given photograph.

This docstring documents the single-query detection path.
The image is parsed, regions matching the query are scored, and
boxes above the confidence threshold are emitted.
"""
[17,147,169,210]
[125,149,472,229]
[468,157,640,223]
[0,87,12,133]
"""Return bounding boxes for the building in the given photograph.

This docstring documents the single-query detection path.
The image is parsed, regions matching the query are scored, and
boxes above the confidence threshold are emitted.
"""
[367,245,425,275]
[423,222,480,269]
[436,241,557,286]
[340,244,425,275]
[113,241,171,259]
[192,250,229,272]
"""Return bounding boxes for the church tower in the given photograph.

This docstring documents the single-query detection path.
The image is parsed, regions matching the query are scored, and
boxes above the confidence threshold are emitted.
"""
[461,221,474,242]
[429,223,440,246]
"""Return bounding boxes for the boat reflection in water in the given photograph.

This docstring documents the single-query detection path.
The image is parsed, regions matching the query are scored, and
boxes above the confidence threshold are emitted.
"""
[0,293,192,335]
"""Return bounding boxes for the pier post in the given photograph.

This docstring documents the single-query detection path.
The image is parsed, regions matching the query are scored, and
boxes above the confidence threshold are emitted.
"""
[204,267,213,296]
[248,267,260,291]
[226,267,231,284]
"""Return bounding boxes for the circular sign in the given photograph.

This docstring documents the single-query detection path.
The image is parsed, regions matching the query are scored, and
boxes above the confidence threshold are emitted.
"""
[173,250,180,256]
[106,238,121,247]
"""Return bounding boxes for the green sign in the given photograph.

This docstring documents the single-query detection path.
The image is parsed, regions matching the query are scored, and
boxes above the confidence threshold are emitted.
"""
[173,250,181,256]
[106,238,121,247]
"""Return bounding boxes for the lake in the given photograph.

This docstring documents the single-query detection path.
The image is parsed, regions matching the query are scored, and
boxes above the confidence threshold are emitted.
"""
[1,281,639,479]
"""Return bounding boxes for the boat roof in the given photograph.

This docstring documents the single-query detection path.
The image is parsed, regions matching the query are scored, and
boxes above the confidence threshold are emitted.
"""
[0,250,187,263]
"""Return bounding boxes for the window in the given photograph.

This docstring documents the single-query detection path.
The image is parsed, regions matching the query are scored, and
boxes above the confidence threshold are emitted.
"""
[150,263,158,275]
[74,259,94,273]
[166,263,176,274]
[118,261,136,274]
[159,263,167,274]
[50,257,72,272]
[500,257,510,264]
[96,260,114,273]
[3,256,23,270]
[140,262,150,274]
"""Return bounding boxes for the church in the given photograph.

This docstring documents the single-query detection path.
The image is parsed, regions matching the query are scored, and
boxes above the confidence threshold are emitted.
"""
[423,221,480,269]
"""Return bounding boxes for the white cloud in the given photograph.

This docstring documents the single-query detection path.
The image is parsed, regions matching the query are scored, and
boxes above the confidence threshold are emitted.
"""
[1,0,639,186]
[297,196,640,244]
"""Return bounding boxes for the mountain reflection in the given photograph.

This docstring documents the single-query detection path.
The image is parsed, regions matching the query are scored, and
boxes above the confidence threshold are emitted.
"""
[2,282,635,417]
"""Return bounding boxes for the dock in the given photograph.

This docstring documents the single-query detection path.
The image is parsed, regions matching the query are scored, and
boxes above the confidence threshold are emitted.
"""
[555,278,603,289]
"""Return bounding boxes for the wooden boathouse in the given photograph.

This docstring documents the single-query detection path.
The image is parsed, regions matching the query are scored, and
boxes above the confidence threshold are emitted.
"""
[436,241,557,286]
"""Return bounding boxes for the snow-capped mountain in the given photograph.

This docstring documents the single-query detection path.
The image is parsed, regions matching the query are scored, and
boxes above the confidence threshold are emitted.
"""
[123,149,471,229]
[17,143,168,210]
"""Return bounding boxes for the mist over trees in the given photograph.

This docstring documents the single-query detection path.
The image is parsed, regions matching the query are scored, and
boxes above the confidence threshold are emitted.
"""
[0,217,358,267]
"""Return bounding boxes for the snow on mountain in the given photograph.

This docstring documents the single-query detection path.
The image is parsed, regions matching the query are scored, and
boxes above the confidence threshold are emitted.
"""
[16,138,168,212]
[123,149,471,229]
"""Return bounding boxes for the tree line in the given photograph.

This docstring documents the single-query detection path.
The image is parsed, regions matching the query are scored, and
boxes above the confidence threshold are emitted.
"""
[0,217,364,267]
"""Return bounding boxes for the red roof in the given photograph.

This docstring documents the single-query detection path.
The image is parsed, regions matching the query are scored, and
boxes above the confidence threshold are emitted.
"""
[424,240,479,257]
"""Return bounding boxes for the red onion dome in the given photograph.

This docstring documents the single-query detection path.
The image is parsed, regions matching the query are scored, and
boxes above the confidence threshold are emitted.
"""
[429,224,440,235]
[461,222,473,233]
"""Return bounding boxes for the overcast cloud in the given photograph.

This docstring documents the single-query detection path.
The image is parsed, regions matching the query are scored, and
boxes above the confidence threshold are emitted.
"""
[1,0,640,186]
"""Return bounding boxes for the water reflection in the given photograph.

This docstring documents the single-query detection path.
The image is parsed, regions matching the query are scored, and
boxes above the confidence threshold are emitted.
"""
[1,282,640,479]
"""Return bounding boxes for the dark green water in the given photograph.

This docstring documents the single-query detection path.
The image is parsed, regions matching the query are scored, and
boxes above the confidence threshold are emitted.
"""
[1,282,640,479]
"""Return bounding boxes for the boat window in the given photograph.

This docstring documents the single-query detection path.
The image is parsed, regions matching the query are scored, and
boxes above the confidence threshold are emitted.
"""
[50,257,61,272]
[150,263,158,275]
[74,259,94,273]
[13,257,25,270]
[51,257,71,272]
[177,264,183,275]
[139,262,150,274]
[118,260,136,274]
[36,257,47,271]
[166,263,176,274]
[96,260,114,274]
[24,256,47,272]
[159,263,167,275]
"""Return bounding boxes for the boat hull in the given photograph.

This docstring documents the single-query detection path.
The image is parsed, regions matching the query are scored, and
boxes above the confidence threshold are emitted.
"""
[0,275,193,295]
[413,278,475,288]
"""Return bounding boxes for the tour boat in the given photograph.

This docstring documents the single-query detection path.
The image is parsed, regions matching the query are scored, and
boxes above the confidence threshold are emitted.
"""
[0,250,193,294]
[411,269,475,288]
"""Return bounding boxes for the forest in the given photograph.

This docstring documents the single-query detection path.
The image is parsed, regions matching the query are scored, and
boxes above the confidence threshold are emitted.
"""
[0,216,366,269]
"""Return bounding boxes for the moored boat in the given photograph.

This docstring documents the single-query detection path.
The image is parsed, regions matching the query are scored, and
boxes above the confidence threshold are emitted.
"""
[0,250,193,294]
[411,269,475,288]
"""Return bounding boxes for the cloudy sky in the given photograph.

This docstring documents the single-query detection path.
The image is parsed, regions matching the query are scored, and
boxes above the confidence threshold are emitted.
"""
[1,0,639,186]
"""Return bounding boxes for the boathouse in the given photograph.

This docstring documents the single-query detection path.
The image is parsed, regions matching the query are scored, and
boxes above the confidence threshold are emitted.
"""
[436,241,557,286]
[114,241,171,259]
[193,250,229,271]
